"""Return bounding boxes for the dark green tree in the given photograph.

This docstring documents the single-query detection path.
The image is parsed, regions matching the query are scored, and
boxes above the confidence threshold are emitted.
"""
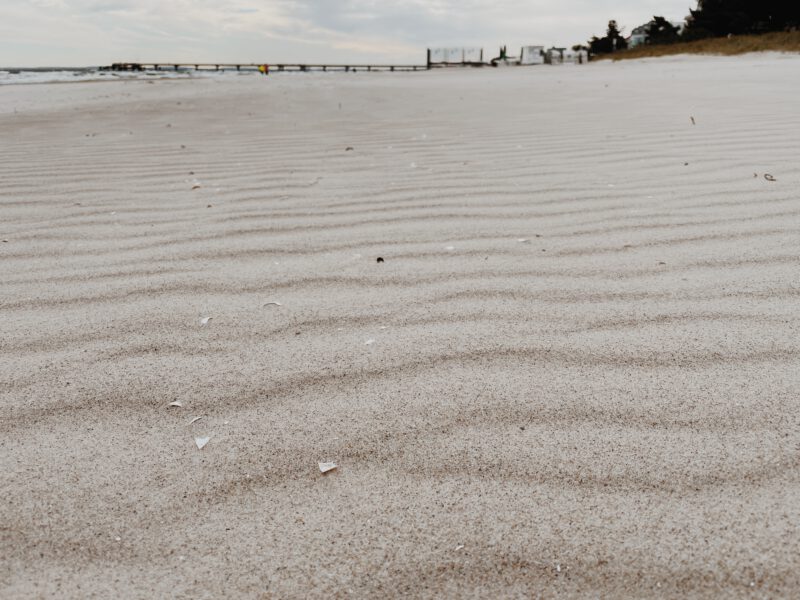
[588,20,628,55]
[607,20,628,50]
[685,0,800,38]
[647,16,681,44]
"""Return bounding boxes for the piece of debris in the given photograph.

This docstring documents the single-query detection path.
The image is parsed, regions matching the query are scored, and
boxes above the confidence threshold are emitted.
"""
[345,146,354,151]
[455,545,465,551]
[364,339,375,345]
[189,416,203,425]
[191,184,201,190]
[690,116,696,125]
[517,238,530,243]
[684,162,689,166]
[658,261,667,265]
[199,317,212,325]
[263,301,283,307]
[195,436,210,450]
[764,174,777,182]
[207,204,212,208]
[1,239,7,243]
[319,462,337,474]
[445,245,455,251]
[169,401,183,408]
[376,257,384,263]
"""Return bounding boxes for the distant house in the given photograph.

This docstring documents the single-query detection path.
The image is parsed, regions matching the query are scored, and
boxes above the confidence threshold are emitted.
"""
[627,19,686,47]
[543,47,587,65]
[520,46,545,65]
[629,24,649,48]
[563,49,589,64]
[545,47,566,65]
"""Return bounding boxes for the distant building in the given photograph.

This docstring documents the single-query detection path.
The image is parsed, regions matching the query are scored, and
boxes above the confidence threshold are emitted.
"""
[520,46,545,65]
[629,25,649,48]
[427,44,583,68]
[627,19,686,47]
[545,47,566,65]
[427,47,484,67]
[491,45,546,66]
[563,49,589,64]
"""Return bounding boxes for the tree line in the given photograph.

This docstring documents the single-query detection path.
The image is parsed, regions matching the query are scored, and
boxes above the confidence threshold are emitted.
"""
[587,0,800,55]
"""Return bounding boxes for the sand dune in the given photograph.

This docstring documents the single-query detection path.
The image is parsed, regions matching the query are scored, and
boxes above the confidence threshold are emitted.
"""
[2,54,800,597]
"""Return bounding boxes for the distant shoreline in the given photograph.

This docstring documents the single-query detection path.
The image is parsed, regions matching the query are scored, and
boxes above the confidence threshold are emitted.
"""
[598,30,800,61]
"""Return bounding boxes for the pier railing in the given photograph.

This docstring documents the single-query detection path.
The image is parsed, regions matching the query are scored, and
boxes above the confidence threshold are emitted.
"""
[106,63,429,73]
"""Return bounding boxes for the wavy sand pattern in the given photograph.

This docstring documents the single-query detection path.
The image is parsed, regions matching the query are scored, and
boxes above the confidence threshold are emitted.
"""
[2,55,800,597]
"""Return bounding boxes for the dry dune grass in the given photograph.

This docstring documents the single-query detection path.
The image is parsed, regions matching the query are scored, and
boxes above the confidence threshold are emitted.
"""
[1,54,800,598]
[599,30,800,61]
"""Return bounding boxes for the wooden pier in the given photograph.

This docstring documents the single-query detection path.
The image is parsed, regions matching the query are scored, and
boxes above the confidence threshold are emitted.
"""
[106,63,429,73]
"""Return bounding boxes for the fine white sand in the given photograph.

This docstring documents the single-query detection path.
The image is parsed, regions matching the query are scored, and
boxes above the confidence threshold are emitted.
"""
[2,54,799,598]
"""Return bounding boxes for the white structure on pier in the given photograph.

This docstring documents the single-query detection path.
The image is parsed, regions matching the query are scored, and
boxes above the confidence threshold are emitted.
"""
[520,46,545,65]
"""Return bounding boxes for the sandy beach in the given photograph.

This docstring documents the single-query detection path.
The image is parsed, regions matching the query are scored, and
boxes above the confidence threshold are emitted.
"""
[2,54,799,598]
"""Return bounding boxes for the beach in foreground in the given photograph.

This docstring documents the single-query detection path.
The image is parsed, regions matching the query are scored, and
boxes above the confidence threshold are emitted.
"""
[2,54,799,598]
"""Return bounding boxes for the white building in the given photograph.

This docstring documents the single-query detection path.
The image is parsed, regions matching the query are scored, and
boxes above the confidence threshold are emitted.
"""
[427,47,484,66]
[629,25,649,48]
[520,46,545,65]
[563,49,589,64]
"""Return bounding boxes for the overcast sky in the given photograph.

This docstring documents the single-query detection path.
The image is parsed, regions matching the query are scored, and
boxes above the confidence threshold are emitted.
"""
[3,0,695,67]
